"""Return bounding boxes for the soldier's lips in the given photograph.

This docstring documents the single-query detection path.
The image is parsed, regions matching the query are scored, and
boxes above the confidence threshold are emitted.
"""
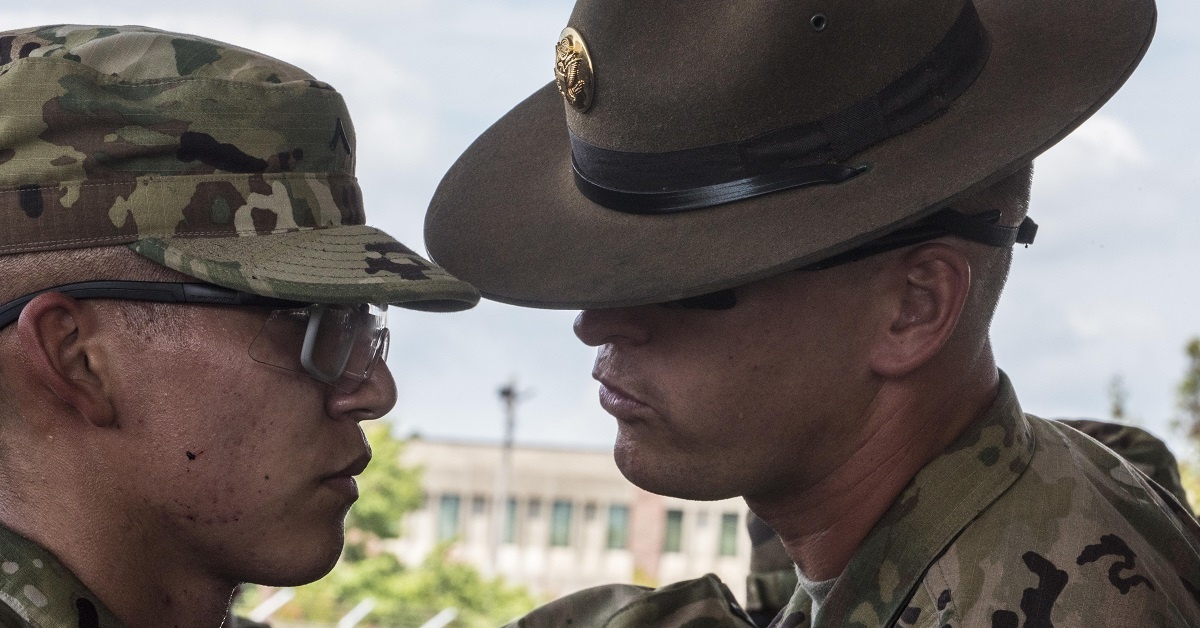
[320,451,370,498]
[322,476,359,498]
[598,381,656,421]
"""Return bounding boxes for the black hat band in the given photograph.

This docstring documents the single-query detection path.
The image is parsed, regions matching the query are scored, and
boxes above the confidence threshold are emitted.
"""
[571,1,992,215]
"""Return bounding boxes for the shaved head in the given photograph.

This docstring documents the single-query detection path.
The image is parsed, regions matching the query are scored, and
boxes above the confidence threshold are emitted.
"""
[0,247,192,342]
[955,162,1035,344]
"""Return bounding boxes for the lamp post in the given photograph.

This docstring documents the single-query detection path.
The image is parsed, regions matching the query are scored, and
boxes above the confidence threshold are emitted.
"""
[489,377,526,575]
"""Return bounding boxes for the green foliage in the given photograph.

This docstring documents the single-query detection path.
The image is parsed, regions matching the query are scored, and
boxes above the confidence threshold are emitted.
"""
[385,544,535,626]
[345,424,424,540]
[1178,460,1200,515]
[261,546,533,627]
[238,425,536,627]
[1180,338,1200,441]
[1108,373,1129,422]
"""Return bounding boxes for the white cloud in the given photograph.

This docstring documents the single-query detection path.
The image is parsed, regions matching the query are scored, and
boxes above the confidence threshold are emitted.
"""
[1036,114,1151,190]
[1063,302,1164,340]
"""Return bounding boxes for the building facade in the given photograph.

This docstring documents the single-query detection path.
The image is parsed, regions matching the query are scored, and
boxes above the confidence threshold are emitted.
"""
[390,439,753,601]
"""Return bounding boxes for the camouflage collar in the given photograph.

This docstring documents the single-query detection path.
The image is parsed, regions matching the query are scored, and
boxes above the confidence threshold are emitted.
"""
[778,371,1036,628]
[0,523,125,628]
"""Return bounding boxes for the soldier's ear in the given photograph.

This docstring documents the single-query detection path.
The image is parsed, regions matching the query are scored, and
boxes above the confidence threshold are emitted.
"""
[15,292,116,428]
[868,242,971,377]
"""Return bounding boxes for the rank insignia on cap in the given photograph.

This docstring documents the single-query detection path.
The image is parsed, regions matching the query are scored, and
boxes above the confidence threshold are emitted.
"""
[555,27,594,112]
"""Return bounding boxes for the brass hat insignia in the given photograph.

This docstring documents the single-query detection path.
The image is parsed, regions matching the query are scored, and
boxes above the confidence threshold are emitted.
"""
[555,27,594,112]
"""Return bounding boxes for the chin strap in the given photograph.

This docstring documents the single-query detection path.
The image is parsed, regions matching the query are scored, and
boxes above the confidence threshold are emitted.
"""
[800,209,1037,271]
[664,209,1036,310]
[928,209,1038,247]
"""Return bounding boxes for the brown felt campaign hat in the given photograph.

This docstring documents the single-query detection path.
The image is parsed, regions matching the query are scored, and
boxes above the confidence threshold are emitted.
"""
[424,0,1156,309]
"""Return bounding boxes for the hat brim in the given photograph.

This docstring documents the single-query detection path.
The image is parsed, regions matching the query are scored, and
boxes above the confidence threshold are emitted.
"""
[130,225,480,312]
[425,0,1155,309]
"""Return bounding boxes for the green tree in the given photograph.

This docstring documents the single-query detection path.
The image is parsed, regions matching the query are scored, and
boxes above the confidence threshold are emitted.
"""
[239,425,536,627]
[345,424,423,541]
[1108,373,1129,422]
[1178,461,1200,514]
[1180,338,1200,442]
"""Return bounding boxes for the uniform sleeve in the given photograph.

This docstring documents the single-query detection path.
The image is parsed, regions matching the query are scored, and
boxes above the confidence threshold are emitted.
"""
[506,574,757,628]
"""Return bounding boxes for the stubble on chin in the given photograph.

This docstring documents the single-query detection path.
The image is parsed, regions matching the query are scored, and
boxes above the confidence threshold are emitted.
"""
[611,430,735,501]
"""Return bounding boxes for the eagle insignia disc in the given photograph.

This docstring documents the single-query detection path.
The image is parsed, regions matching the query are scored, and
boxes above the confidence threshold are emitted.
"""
[555,27,594,112]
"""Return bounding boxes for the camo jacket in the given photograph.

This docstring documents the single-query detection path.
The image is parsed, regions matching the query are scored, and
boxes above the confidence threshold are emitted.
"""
[510,376,1200,627]
[0,524,124,628]
[769,377,1200,628]
[505,573,756,627]
[747,417,1196,624]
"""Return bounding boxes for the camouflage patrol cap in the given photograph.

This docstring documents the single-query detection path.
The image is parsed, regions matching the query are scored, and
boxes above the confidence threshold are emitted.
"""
[0,25,479,312]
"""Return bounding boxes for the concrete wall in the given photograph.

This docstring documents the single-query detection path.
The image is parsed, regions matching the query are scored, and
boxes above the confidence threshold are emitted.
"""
[389,439,751,602]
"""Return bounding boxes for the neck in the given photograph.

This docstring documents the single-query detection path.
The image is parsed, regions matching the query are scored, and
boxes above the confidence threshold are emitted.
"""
[746,358,999,581]
[0,449,236,628]
[53,518,234,628]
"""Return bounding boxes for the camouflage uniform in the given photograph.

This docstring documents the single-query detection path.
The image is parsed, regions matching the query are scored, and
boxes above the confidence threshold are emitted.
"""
[0,25,478,309]
[1059,419,1192,513]
[0,524,124,627]
[744,513,801,624]
[505,574,755,628]
[769,375,1200,627]
[744,418,1196,624]
[509,375,1200,627]
[745,512,799,626]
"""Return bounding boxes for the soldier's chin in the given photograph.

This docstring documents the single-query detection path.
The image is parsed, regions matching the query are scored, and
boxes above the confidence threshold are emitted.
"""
[613,437,741,502]
[243,531,346,587]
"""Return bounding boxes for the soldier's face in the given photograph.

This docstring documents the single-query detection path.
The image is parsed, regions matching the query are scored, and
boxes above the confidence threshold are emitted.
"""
[98,303,396,586]
[574,264,885,501]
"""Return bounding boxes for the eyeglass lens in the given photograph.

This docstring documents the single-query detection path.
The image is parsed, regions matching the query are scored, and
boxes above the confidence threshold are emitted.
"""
[248,304,388,392]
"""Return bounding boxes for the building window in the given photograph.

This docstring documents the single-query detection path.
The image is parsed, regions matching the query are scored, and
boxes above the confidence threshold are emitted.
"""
[719,512,739,557]
[663,509,684,553]
[472,495,487,515]
[550,500,573,547]
[438,494,461,541]
[528,498,541,518]
[607,505,630,550]
[504,497,518,544]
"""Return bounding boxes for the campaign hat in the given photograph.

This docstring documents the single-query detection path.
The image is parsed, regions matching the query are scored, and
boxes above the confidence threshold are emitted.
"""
[0,25,479,312]
[424,0,1155,308]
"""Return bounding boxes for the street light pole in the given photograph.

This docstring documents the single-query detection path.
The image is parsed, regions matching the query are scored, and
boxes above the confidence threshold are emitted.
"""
[489,377,523,576]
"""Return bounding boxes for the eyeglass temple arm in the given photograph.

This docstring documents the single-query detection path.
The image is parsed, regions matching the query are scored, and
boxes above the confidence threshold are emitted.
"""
[801,209,1037,271]
[0,281,305,329]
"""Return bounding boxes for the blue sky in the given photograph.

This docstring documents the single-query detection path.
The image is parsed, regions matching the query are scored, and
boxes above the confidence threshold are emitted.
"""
[4,0,1198,456]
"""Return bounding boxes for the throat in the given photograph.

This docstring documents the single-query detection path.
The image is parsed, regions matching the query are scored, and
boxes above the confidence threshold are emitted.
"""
[746,373,999,580]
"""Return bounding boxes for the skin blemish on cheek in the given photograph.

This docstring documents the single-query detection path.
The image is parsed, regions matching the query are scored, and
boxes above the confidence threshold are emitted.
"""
[186,451,195,461]
[264,474,270,480]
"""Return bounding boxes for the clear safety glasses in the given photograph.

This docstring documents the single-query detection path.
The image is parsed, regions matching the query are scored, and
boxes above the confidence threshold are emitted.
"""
[248,303,390,392]
[0,281,389,392]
